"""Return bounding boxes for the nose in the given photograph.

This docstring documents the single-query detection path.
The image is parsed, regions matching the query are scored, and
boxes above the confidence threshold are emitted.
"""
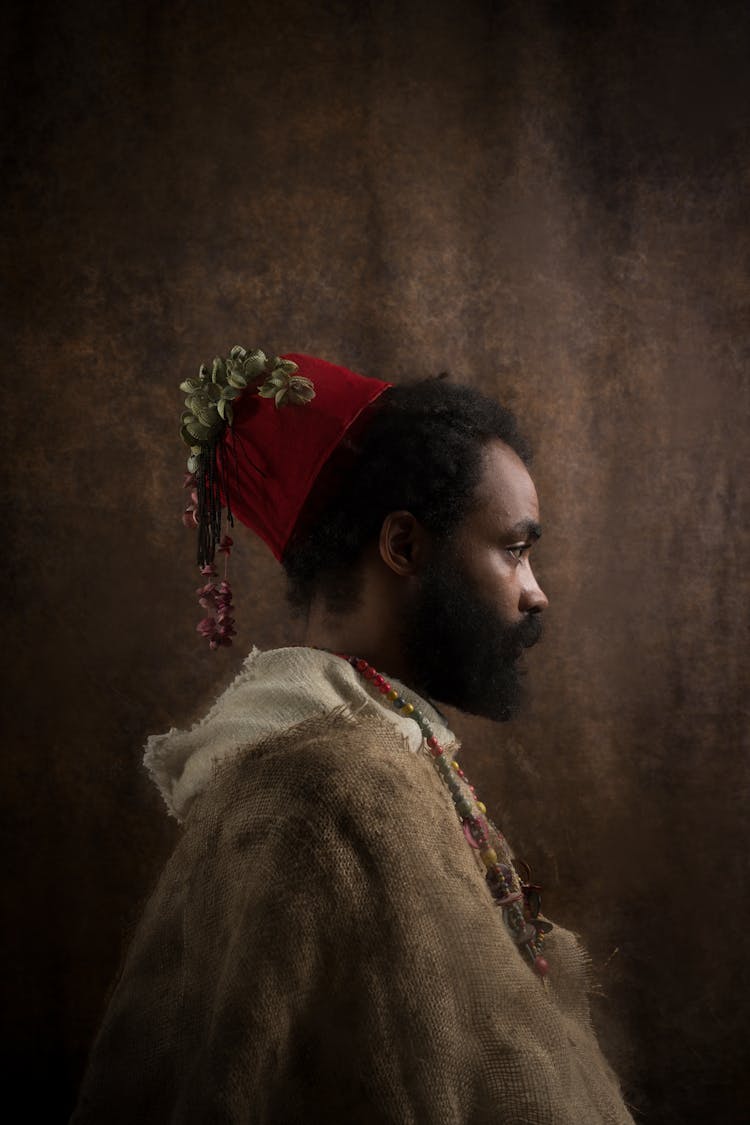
[519,566,549,614]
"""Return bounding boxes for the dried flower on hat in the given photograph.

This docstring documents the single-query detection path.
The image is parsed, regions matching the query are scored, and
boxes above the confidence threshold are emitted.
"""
[257,362,316,407]
[179,347,310,472]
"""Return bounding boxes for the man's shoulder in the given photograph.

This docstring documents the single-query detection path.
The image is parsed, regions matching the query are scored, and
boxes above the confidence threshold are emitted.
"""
[170,707,457,928]
[187,705,446,836]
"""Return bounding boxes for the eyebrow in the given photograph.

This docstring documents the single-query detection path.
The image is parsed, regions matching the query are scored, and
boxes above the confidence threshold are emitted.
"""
[507,519,542,541]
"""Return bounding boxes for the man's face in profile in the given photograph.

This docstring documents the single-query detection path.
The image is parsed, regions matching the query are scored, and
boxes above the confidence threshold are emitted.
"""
[401,439,548,721]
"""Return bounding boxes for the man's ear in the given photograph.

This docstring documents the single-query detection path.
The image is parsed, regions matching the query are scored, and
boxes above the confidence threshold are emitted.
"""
[378,511,426,576]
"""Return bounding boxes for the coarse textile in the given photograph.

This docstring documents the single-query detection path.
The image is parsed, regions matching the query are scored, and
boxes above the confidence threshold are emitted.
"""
[72,647,634,1123]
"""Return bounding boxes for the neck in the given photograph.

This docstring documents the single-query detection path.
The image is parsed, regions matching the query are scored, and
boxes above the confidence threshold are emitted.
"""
[303,617,414,688]
[302,553,421,691]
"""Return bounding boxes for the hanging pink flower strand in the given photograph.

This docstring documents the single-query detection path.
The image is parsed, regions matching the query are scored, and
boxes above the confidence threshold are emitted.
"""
[183,474,237,649]
[194,538,236,649]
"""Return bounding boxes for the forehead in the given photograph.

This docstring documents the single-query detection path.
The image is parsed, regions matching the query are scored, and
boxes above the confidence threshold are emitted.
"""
[465,439,540,533]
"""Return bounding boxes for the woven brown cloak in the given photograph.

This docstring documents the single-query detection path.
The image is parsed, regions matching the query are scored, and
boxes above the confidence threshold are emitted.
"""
[72,708,633,1123]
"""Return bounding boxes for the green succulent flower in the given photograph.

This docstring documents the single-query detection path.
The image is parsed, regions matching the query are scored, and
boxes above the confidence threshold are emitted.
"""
[257,361,316,407]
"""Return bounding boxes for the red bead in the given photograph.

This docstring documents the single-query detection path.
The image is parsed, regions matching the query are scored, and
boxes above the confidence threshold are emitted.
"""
[427,735,440,749]
[356,658,369,672]
[373,674,385,687]
[533,956,549,977]
[380,682,392,693]
[427,743,443,758]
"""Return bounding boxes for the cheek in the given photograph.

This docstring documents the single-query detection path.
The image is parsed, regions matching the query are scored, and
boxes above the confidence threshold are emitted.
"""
[467,551,518,602]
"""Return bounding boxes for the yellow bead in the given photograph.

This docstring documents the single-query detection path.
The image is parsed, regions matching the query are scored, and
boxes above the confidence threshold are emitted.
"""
[387,689,399,700]
[400,702,414,715]
[480,848,498,868]
[451,760,460,770]
[477,801,487,814]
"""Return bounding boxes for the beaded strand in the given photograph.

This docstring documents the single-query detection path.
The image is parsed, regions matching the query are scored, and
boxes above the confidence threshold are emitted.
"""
[337,652,551,980]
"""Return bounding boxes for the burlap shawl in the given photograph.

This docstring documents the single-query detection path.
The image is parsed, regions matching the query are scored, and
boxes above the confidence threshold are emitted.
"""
[73,684,633,1123]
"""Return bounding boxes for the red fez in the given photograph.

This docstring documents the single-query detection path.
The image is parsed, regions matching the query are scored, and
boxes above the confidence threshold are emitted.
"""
[182,346,393,562]
[180,345,391,648]
[218,352,392,561]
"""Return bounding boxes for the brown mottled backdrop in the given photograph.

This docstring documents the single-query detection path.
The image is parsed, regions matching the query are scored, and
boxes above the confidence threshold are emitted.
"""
[3,0,749,1120]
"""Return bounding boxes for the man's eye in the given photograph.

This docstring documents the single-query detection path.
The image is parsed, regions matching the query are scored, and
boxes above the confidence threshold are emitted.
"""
[506,544,530,562]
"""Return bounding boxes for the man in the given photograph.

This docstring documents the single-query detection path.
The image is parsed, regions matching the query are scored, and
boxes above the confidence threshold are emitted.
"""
[72,348,633,1122]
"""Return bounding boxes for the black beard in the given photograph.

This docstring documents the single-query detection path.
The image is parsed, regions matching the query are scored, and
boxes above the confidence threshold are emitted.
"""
[399,543,543,721]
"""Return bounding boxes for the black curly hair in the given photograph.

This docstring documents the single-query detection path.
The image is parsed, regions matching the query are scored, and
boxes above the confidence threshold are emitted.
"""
[282,373,531,616]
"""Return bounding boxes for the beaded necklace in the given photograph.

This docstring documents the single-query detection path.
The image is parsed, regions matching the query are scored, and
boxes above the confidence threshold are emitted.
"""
[335,651,552,980]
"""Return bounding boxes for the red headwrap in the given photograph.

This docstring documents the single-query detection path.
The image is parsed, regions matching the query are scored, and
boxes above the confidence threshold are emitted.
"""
[219,353,392,561]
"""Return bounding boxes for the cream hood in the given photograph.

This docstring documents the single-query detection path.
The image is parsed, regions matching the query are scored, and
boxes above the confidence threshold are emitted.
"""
[144,645,458,821]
